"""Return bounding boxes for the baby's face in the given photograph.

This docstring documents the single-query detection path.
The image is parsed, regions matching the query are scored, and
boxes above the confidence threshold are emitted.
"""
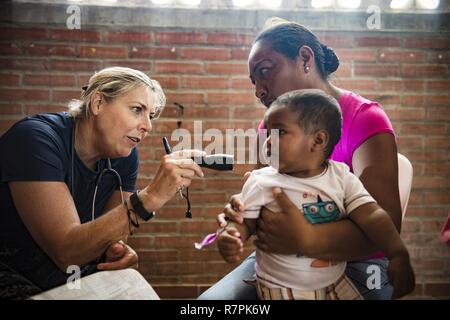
[264,105,316,174]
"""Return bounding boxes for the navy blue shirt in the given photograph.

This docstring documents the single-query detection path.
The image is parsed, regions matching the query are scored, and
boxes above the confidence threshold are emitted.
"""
[0,112,138,291]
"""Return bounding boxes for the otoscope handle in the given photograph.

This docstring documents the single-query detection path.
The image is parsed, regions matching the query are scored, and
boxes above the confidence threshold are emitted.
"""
[191,154,234,171]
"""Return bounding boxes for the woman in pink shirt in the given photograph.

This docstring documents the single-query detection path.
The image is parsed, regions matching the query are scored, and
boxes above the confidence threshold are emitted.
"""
[199,19,402,300]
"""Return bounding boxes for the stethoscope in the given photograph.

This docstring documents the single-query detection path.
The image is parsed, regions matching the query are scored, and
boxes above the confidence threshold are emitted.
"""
[71,119,124,222]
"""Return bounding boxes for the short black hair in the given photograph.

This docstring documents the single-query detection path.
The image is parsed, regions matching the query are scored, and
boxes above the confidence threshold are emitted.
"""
[255,21,339,79]
[272,89,342,159]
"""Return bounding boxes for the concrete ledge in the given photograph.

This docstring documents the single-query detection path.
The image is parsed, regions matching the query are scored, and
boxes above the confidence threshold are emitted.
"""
[1,1,449,33]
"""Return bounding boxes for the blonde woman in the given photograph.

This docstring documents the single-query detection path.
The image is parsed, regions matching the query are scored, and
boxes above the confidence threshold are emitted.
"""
[0,67,204,299]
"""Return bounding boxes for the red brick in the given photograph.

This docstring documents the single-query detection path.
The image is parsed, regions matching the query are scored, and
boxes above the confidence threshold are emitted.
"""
[0,28,48,41]
[52,90,82,102]
[130,46,177,59]
[401,220,421,233]
[333,62,351,77]
[401,64,448,78]
[233,106,265,120]
[165,92,205,105]
[319,35,354,48]
[335,49,377,62]
[407,207,447,218]
[354,64,399,77]
[378,80,424,92]
[188,193,227,203]
[207,32,253,46]
[206,179,245,190]
[425,283,450,297]
[127,236,154,249]
[77,74,91,87]
[230,77,254,90]
[384,108,425,121]
[156,32,205,45]
[51,29,100,42]
[402,150,446,162]
[181,76,228,89]
[182,106,229,119]
[0,58,49,71]
[426,80,450,91]
[205,62,248,75]
[404,38,449,49]
[0,89,49,101]
[179,249,222,261]
[138,221,178,233]
[155,62,203,74]
[422,220,447,233]
[103,31,152,43]
[424,164,450,176]
[102,60,152,71]
[25,104,66,115]
[401,123,447,135]
[0,103,22,115]
[425,137,450,148]
[181,48,229,61]
[231,48,251,60]
[149,119,189,134]
[397,136,424,149]
[413,177,446,189]
[333,79,376,91]
[208,92,255,105]
[51,59,102,71]
[152,76,179,89]
[427,107,450,121]
[79,46,127,59]
[179,221,217,233]
[138,250,178,262]
[0,74,20,86]
[379,50,426,62]
[0,43,22,55]
[0,119,21,133]
[24,74,76,87]
[428,51,450,63]
[355,37,401,47]
[26,44,76,57]
[402,95,425,106]
[155,236,202,249]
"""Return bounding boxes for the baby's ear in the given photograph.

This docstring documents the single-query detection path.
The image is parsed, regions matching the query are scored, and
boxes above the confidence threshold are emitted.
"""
[311,129,329,152]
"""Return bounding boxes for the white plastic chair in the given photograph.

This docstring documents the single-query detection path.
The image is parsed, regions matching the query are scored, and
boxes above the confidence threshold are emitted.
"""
[398,153,413,220]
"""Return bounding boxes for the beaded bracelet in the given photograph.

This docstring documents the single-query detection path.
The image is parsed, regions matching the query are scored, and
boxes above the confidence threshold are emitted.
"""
[124,199,140,235]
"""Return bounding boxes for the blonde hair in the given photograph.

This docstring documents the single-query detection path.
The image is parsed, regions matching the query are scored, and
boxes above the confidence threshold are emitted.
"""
[68,66,166,119]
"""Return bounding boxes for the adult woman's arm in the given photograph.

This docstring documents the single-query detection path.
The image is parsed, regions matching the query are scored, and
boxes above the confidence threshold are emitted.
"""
[255,133,401,261]
[10,181,130,271]
[10,150,204,272]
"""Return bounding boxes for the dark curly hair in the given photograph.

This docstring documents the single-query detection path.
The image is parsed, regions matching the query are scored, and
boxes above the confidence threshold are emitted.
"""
[255,21,339,79]
[272,89,342,159]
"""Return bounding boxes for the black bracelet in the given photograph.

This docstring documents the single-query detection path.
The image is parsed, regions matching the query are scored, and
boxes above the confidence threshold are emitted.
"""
[130,190,155,221]
[124,200,139,236]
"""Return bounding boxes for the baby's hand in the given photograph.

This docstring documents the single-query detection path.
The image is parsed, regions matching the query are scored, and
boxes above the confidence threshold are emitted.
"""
[217,226,243,263]
[388,254,416,299]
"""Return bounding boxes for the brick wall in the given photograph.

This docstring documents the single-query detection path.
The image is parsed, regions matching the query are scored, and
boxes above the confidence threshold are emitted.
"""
[0,5,449,299]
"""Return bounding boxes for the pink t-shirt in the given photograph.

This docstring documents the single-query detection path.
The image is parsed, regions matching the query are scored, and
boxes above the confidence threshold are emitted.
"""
[258,90,396,259]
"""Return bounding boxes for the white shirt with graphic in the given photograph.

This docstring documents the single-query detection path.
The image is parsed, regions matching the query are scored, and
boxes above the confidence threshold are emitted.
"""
[240,160,375,291]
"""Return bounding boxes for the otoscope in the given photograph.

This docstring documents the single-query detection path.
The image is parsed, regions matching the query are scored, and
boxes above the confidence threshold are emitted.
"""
[162,137,234,171]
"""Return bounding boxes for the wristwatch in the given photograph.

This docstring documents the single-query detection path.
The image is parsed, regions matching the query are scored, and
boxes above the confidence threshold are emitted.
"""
[130,190,155,221]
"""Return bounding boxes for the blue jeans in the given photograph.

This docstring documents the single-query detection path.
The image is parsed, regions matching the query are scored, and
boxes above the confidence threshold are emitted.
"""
[198,252,393,300]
